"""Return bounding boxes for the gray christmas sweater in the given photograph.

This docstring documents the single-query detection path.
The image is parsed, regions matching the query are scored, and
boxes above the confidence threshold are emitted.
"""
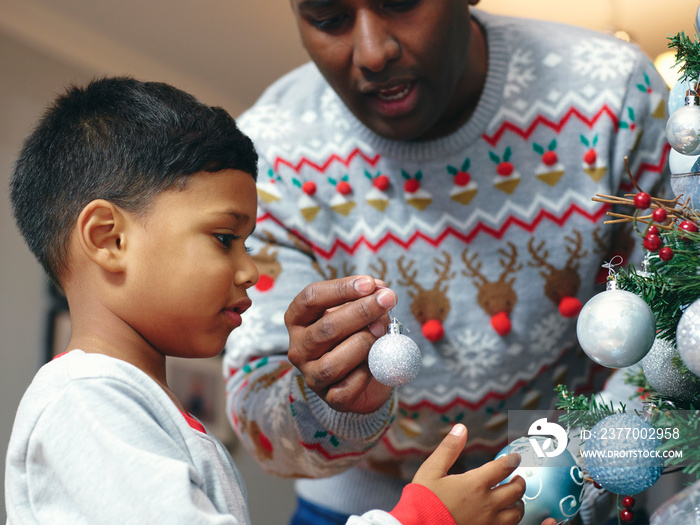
[6,351,444,525]
[224,8,670,516]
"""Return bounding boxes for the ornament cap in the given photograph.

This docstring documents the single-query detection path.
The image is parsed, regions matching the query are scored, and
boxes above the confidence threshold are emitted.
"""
[686,90,700,106]
[387,317,407,335]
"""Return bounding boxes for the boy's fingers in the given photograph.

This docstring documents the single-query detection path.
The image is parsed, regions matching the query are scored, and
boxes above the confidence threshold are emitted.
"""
[491,474,526,508]
[476,452,521,488]
[414,424,468,481]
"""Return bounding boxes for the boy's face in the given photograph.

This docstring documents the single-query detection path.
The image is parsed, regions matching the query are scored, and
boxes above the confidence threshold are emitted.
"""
[291,0,478,141]
[122,169,259,359]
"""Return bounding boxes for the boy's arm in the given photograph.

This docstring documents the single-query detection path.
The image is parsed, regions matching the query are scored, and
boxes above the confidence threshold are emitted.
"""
[346,425,558,525]
[7,374,245,524]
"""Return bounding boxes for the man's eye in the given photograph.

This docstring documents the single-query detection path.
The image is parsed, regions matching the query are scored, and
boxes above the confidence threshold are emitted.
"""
[214,233,240,248]
[309,14,347,31]
[384,0,419,11]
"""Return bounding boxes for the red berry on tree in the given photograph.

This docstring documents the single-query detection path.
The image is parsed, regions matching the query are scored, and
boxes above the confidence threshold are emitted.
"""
[622,496,636,509]
[620,509,634,523]
[302,180,317,196]
[647,225,660,236]
[652,208,667,223]
[634,192,652,209]
[496,161,514,177]
[373,174,390,191]
[336,180,352,195]
[659,246,674,261]
[643,234,662,252]
[454,171,471,186]
[404,179,420,193]
[679,220,699,233]
[542,151,558,166]
[583,149,597,165]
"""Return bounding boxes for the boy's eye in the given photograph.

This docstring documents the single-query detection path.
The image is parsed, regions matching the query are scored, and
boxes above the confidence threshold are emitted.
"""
[214,233,241,248]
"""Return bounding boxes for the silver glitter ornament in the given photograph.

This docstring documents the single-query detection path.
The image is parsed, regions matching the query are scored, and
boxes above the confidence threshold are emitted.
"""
[368,318,421,387]
[642,337,700,402]
[576,279,656,368]
[667,92,700,155]
[583,413,663,495]
[676,298,700,376]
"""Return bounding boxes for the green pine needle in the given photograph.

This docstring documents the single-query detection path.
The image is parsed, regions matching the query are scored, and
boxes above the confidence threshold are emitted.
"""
[668,31,700,84]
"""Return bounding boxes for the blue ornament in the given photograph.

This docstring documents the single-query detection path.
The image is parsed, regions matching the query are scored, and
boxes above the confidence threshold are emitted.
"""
[497,436,584,525]
[583,413,663,495]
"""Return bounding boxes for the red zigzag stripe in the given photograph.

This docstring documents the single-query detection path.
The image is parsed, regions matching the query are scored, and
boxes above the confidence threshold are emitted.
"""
[482,105,619,147]
[258,203,610,259]
[274,148,380,174]
[270,106,618,175]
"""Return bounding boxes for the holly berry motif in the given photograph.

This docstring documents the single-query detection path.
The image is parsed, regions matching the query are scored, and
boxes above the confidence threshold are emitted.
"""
[447,158,472,186]
[329,175,353,195]
[580,134,599,167]
[364,170,390,191]
[401,169,423,193]
[619,107,637,132]
[533,139,558,166]
[257,168,283,203]
[490,147,514,177]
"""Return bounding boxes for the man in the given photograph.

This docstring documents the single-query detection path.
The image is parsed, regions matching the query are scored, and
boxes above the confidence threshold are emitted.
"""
[224,1,670,523]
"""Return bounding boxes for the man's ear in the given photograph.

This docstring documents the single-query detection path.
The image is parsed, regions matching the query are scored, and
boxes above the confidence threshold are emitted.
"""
[76,199,128,274]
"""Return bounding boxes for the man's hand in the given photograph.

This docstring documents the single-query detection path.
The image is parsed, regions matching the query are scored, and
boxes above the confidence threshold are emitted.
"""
[285,275,397,413]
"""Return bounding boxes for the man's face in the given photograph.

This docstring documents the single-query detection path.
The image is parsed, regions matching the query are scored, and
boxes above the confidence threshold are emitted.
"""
[291,0,481,141]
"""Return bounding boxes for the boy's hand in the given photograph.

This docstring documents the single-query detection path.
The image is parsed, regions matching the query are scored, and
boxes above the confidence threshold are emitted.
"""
[413,424,557,525]
[285,275,396,414]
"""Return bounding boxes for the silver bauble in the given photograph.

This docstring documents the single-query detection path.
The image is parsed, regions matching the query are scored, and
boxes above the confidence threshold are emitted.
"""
[676,299,700,376]
[667,99,700,156]
[642,337,700,402]
[576,284,655,368]
[368,319,421,387]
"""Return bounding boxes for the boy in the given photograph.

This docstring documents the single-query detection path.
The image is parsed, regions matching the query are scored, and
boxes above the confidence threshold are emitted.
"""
[5,77,551,524]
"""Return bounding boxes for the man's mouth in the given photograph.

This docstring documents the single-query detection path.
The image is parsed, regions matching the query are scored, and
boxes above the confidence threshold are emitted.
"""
[376,83,412,101]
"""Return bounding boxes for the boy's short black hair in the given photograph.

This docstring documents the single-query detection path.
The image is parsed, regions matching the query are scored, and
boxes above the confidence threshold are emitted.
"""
[10,76,258,285]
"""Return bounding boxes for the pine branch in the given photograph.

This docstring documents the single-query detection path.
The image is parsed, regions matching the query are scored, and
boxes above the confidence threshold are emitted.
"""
[668,31,700,85]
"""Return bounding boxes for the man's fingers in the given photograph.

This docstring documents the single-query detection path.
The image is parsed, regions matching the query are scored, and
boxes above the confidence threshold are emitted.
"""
[286,276,395,327]
[414,424,468,482]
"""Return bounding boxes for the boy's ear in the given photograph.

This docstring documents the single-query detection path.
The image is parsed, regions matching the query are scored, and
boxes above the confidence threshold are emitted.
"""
[76,199,128,274]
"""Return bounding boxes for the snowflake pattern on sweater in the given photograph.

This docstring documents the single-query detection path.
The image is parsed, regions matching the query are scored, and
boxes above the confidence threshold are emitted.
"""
[224,9,670,515]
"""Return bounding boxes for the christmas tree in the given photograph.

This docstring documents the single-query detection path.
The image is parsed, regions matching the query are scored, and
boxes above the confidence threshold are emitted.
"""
[554,22,700,524]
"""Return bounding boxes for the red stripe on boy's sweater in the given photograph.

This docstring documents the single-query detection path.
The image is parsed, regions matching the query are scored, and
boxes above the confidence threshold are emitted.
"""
[258,203,610,259]
[481,105,618,146]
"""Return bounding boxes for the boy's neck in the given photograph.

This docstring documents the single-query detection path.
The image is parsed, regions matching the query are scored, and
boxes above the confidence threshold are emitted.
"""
[66,303,184,412]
